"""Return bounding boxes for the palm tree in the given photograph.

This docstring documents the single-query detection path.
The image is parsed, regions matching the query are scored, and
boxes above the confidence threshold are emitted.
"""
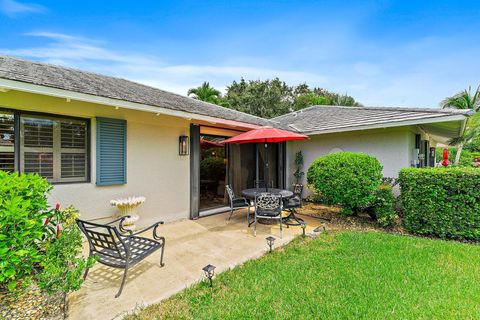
[188,82,223,104]
[441,86,480,164]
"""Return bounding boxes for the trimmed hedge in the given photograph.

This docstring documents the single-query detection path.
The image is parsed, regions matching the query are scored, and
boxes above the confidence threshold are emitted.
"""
[307,152,383,214]
[373,184,397,227]
[399,168,480,240]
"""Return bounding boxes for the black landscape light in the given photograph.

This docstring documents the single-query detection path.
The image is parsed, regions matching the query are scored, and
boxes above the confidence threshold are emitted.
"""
[202,264,216,287]
[266,236,275,253]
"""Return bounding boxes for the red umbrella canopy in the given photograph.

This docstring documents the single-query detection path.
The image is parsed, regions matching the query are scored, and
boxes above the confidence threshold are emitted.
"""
[222,126,308,144]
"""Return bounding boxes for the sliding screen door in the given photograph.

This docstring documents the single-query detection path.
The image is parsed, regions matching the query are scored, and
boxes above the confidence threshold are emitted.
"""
[229,143,255,197]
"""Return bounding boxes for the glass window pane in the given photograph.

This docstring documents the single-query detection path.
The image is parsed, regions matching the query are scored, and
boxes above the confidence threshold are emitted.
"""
[0,152,14,172]
[23,117,54,148]
[0,112,14,147]
[20,114,88,182]
[61,121,86,148]
[24,152,53,179]
[61,153,86,178]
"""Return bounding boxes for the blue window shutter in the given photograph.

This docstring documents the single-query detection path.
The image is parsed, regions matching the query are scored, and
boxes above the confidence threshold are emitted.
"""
[96,117,126,185]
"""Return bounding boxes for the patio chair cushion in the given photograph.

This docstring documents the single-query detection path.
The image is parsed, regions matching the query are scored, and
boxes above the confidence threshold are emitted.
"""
[96,236,162,268]
[283,196,301,209]
[232,197,249,208]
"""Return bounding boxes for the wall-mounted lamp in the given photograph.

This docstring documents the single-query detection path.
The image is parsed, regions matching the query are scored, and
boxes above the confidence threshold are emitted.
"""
[179,135,189,156]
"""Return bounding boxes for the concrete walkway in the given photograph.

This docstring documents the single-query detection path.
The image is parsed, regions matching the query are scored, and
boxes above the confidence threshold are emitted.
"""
[68,210,323,320]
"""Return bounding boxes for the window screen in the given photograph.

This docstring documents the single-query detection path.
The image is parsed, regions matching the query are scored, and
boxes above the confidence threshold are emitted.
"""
[20,115,88,182]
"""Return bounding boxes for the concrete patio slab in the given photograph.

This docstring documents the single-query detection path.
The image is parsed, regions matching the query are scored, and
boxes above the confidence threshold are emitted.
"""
[68,210,323,320]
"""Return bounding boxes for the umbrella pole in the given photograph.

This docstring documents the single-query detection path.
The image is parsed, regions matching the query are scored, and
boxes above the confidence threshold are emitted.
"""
[265,141,268,192]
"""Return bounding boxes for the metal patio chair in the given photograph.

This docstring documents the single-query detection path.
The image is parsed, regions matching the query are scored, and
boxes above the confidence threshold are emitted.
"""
[76,216,166,298]
[254,193,283,238]
[283,183,305,226]
[226,184,250,222]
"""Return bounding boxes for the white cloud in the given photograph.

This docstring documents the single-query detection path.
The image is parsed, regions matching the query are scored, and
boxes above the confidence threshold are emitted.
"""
[0,0,46,17]
[0,32,327,96]
[1,30,478,107]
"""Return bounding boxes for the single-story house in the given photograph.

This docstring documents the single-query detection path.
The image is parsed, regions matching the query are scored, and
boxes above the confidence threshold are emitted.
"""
[272,105,472,196]
[0,56,471,225]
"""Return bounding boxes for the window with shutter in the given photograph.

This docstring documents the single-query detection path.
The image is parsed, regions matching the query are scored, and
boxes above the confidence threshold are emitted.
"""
[96,117,126,186]
[0,112,15,172]
[19,114,89,182]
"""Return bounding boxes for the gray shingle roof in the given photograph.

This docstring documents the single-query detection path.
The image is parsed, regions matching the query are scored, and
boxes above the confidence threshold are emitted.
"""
[271,105,471,134]
[0,56,270,127]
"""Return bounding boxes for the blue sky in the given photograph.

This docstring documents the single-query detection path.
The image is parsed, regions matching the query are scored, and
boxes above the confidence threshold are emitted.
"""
[0,0,479,107]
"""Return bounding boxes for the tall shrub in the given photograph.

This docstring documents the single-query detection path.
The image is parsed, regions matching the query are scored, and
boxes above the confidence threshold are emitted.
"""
[0,171,52,291]
[307,152,383,214]
[0,171,93,294]
[399,168,480,240]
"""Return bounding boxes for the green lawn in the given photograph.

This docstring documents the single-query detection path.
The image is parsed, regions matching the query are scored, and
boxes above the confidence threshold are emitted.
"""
[126,231,480,319]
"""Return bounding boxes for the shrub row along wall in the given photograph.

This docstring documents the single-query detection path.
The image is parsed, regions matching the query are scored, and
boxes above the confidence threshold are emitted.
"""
[399,168,480,241]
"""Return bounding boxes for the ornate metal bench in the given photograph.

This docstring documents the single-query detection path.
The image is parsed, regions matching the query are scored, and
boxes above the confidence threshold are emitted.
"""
[76,216,166,298]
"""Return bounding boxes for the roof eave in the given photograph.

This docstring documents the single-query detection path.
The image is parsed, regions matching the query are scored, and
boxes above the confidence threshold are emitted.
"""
[0,78,261,130]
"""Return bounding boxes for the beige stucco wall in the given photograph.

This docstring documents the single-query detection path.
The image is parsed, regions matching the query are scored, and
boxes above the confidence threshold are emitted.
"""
[286,127,413,196]
[0,90,191,225]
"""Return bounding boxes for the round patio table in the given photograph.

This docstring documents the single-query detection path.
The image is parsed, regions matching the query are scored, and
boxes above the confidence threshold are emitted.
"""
[241,188,293,200]
[242,188,294,226]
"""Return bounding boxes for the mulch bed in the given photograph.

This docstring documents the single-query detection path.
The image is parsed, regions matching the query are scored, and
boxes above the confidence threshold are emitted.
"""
[298,202,407,235]
[0,285,65,320]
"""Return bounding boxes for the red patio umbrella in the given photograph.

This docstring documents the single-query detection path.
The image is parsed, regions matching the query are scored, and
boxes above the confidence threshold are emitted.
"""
[222,126,308,144]
[222,126,308,191]
[441,148,449,167]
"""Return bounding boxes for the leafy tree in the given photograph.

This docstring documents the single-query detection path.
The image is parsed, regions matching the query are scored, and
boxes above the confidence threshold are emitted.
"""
[223,78,361,118]
[441,86,480,164]
[188,81,228,106]
[188,79,361,118]
[224,78,293,118]
[293,93,331,111]
[441,86,480,112]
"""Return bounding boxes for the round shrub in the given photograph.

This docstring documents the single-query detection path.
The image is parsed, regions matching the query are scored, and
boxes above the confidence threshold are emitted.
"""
[373,184,397,227]
[307,152,383,214]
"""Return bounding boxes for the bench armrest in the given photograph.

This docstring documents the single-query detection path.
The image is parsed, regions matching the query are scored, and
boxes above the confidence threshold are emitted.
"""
[127,221,165,240]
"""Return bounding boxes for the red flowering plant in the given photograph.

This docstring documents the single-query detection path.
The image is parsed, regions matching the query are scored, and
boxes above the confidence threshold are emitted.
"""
[42,203,63,240]
[37,204,95,294]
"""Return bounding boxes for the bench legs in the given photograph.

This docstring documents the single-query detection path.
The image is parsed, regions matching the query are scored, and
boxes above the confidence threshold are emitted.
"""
[159,237,166,267]
[116,264,129,298]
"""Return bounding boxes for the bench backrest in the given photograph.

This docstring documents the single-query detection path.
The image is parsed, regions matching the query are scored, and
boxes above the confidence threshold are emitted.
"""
[76,218,127,260]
